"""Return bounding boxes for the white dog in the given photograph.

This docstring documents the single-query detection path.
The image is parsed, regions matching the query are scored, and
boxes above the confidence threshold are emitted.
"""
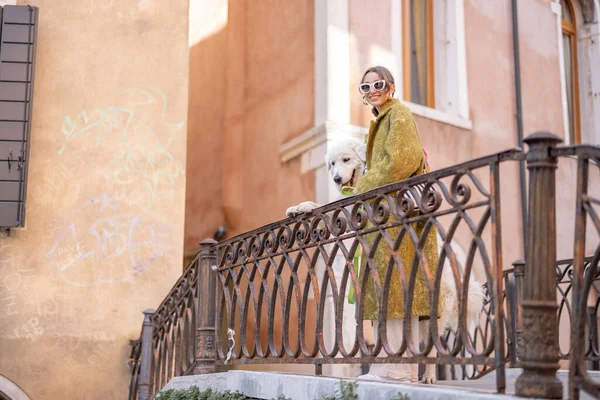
[286,139,485,384]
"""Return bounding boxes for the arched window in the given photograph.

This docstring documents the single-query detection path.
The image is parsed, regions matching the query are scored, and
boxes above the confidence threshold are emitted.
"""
[560,0,581,144]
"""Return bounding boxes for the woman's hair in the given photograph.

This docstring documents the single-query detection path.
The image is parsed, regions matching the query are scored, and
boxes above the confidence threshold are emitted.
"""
[361,66,395,116]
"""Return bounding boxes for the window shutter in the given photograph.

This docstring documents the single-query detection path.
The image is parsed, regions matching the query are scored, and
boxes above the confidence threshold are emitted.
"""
[0,5,37,229]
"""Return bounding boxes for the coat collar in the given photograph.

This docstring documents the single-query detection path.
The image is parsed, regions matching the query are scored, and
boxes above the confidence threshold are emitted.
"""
[365,98,398,168]
[373,98,398,123]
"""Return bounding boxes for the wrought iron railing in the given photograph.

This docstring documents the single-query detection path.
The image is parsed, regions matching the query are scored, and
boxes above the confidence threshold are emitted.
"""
[128,134,600,400]
[128,309,157,400]
[555,257,600,364]
[128,338,141,400]
[440,267,517,381]
[554,145,600,399]
[441,256,600,383]
[212,147,519,393]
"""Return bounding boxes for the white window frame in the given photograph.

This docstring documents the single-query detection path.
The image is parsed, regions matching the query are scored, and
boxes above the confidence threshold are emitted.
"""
[391,0,472,130]
[553,0,600,145]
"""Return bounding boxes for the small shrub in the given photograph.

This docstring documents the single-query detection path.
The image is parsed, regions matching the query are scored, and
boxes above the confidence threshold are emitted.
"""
[319,380,411,400]
[320,380,358,400]
[151,386,255,400]
[151,381,410,400]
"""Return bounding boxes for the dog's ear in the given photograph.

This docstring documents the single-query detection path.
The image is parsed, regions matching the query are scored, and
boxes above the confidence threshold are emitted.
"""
[324,152,331,171]
[350,142,366,163]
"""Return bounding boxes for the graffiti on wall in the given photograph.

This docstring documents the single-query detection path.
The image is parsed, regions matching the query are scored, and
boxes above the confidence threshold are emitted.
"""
[0,247,39,331]
[56,87,184,210]
[45,193,172,287]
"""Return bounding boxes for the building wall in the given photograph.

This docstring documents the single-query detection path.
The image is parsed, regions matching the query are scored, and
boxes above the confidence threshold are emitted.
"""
[184,0,316,246]
[344,0,568,270]
[221,0,316,237]
[184,0,228,253]
[0,1,189,399]
[283,0,596,376]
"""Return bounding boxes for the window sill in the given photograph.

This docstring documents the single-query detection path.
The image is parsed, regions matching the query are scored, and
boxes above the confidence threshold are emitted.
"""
[279,121,367,164]
[404,101,473,131]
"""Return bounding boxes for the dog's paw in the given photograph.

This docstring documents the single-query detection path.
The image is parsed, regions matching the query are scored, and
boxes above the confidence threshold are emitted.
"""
[286,206,300,217]
[286,202,321,217]
[421,365,437,385]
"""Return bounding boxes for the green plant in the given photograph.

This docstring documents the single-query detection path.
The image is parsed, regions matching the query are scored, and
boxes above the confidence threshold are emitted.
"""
[150,381,410,400]
[151,386,256,400]
[320,380,358,400]
[318,380,411,400]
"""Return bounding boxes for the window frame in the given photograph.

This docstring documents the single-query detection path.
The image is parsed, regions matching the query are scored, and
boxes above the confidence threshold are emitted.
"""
[561,0,581,144]
[402,0,435,109]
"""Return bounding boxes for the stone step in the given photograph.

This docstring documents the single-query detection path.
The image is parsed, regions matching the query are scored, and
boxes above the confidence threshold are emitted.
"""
[164,369,591,400]
[437,368,600,400]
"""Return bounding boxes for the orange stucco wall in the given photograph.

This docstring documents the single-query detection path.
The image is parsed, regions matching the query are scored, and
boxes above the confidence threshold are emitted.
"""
[183,0,317,374]
[184,0,316,247]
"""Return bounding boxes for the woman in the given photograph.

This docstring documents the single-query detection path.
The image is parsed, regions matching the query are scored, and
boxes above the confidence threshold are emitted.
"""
[354,66,439,383]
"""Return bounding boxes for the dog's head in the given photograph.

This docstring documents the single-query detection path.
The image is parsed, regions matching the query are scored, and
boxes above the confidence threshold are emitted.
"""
[325,139,367,192]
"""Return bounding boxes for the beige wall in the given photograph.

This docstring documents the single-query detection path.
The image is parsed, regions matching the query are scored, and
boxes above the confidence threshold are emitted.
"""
[0,1,189,399]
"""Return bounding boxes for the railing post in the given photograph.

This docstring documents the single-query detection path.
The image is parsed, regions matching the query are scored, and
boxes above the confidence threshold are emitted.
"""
[194,238,218,374]
[512,259,525,366]
[515,132,563,399]
[138,308,155,400]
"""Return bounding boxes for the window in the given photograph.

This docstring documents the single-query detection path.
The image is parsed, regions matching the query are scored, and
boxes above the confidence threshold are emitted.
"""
[392,0,471,129]
[560,0,581,144]
[402,0,434,108]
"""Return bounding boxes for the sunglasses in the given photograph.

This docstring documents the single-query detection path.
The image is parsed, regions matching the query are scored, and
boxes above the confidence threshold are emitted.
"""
[358,80,386,94]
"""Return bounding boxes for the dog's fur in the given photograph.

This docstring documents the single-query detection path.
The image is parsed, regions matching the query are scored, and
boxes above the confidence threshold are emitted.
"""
[286,138,485,384]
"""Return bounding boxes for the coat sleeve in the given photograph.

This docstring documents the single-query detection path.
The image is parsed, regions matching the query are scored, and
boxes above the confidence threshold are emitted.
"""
[355,107,423,194]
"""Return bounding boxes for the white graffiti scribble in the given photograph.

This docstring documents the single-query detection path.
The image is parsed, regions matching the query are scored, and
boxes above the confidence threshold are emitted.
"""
[45,194,171,287]
[0,249,37,321]
[56,87,184,209]
[0,244,15,264]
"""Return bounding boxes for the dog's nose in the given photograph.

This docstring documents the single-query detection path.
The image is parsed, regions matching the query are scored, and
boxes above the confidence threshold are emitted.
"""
[333,175,342,184]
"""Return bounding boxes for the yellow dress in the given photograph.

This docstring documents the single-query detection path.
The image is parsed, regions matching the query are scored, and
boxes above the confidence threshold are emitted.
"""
[355,99,439,320]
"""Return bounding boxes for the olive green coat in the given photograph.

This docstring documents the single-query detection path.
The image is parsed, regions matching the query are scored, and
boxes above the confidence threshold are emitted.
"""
[355,99,439,320]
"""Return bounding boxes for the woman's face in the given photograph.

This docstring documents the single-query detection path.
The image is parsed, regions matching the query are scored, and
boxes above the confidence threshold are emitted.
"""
[361,71,394,108]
